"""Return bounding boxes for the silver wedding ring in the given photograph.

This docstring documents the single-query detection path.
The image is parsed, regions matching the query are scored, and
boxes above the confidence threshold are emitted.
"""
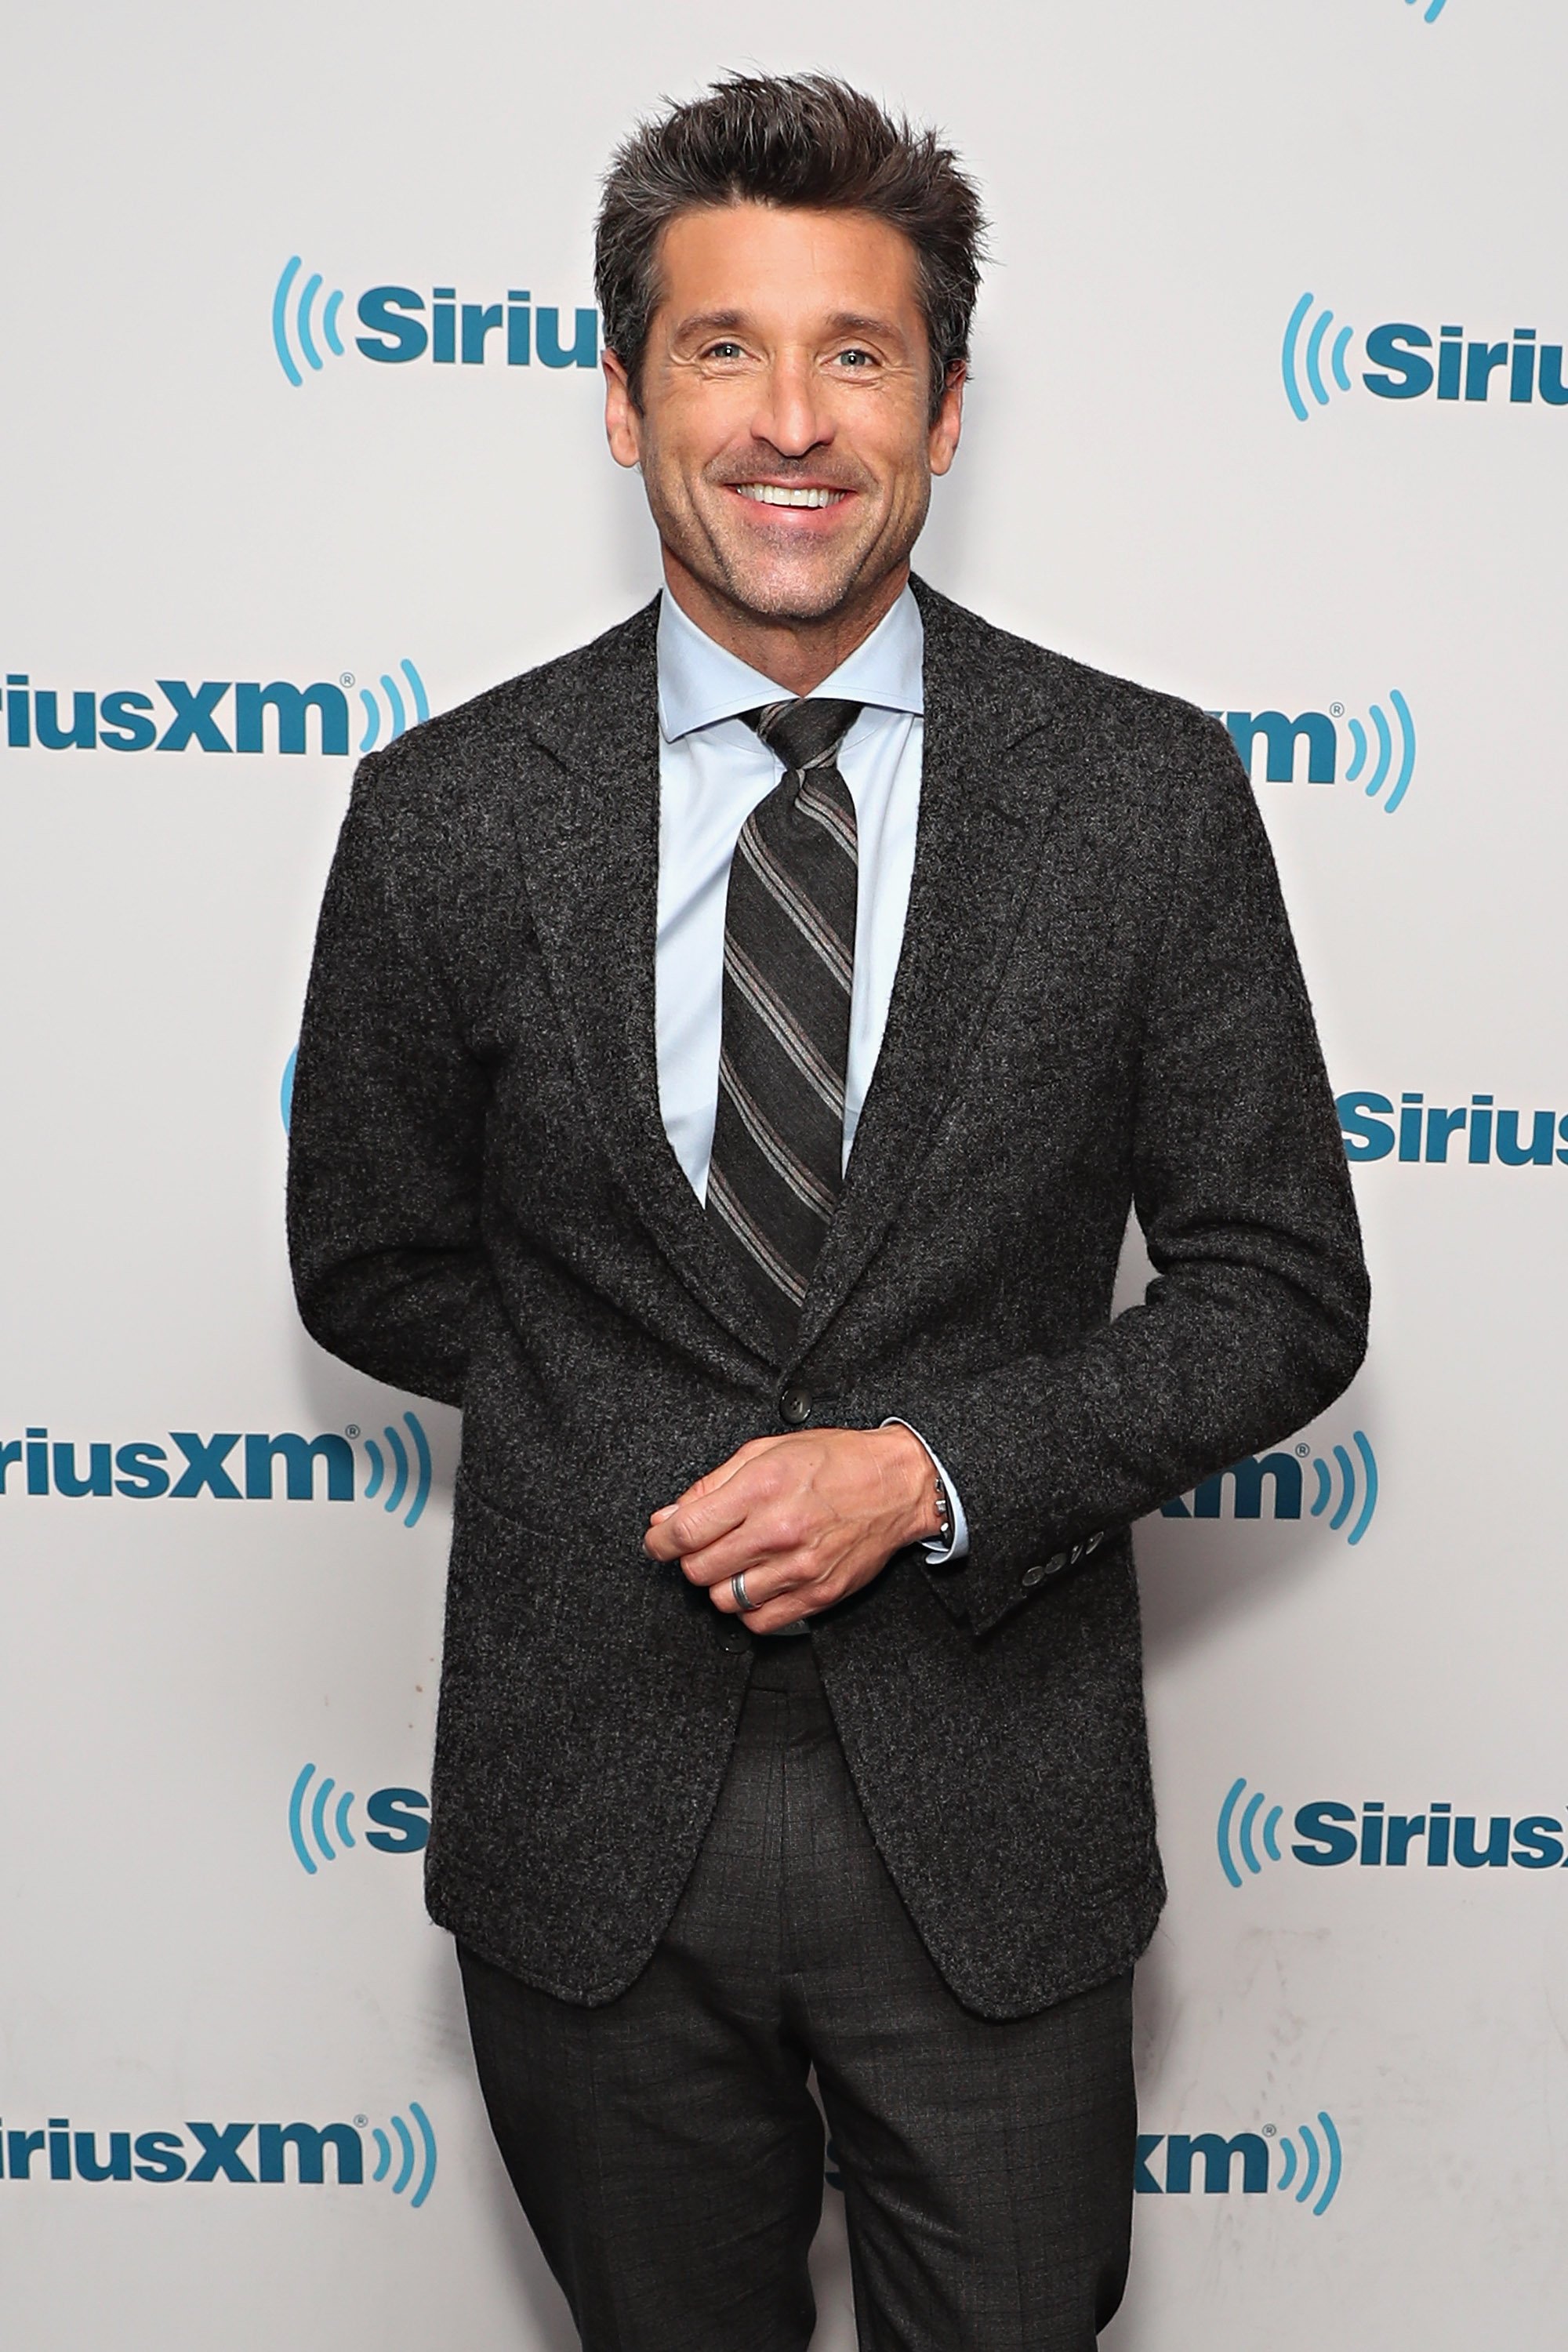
[730,1570,760,1613]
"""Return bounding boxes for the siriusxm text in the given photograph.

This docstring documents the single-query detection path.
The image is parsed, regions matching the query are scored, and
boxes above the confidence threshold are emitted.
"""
[354,285,597,368]
[0,2107,434,2204]
[1337,1092,1568,1166]
[4,1428,359,1500]
[5,676,357,756]
[1294,1802,1568,1870]
[1363,321,1568,405]
[1,2118,367,2183]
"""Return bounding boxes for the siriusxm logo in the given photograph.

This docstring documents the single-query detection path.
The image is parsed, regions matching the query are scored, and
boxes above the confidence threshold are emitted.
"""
[1283,296,1566,420]
[289,1765,430,1874]
[1338,1092,1568,1167]
[1,662,427,757]
[272,259,597,386]
[1160,1430,1377,1548]
[1219,1781,1568,1885]
[1403,0,1447,20]
[1214,696,1414,813]
[0,2107,435,2205]
[0,1414,432,1527]
[1137,2113,1343,2214]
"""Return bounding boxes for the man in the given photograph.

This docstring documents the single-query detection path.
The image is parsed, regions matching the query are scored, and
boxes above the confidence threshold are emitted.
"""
[288,72,1368,2352]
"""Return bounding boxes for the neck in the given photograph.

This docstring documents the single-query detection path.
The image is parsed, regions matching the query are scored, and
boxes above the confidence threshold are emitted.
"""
[660,556,909,695]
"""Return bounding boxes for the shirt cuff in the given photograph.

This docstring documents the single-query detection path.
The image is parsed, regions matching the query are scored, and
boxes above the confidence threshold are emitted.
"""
[880,1418,971,1565]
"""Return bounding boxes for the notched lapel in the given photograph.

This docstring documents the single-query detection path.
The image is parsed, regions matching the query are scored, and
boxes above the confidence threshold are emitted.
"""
[798,584,1065,1352]
[505,599,783,1364]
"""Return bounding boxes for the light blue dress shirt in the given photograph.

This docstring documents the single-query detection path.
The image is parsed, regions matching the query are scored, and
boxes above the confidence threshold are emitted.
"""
[654,584,968,1563]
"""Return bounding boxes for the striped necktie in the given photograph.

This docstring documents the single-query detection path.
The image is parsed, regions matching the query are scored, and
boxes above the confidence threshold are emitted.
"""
[706,696,862,1352]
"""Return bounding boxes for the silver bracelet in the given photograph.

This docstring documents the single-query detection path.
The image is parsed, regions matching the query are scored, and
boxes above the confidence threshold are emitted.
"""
[931,1475,953,1547]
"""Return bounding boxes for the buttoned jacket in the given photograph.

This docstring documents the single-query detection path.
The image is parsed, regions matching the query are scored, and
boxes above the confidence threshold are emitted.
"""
[286,579,1369,2016]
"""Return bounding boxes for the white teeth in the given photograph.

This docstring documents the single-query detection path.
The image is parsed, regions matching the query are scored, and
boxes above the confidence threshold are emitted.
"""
[734,484,841,508]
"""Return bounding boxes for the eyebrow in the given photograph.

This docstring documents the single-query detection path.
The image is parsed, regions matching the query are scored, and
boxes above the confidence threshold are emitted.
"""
[670,307,909,345]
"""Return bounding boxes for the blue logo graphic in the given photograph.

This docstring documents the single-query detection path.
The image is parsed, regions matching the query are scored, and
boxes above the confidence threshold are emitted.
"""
[356,659,429,750]
[368,2105,438,2206]
[272,259,598,385]
[288,1766,430,1873]
[1137,2114,1342,2213]
[1283,299,1568,419]
[1,663,427,757]
[1160,1429,1377,1546]
[1406,0,1447,20]
[272,257,347,386]
[1282,295,1356,422]
[0,1414,431,1527]
[0,2107,436,2205]
[1218,1782,1568,1884]
[1216,1778,1285,1887]
[1217,695,1415,812]
[1338,1091,1568,1167]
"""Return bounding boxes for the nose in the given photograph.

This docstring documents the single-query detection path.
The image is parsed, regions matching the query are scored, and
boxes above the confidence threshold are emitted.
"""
[749,347,834,459]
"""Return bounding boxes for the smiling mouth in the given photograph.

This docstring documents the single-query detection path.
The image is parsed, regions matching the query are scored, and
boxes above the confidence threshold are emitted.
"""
[731,484,848,509]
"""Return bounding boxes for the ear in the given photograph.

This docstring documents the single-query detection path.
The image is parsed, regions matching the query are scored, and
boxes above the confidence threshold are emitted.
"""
[603,349,643,470]
[928,362,965,477]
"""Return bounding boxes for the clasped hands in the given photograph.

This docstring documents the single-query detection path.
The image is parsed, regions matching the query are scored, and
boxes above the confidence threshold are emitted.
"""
[642,1425,942,1636]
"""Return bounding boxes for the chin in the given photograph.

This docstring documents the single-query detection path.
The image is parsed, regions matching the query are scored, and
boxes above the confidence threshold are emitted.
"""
[715,554,866,626]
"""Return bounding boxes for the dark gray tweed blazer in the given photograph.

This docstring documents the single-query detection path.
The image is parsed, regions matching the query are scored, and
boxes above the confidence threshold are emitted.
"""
[287,578,1368,2018]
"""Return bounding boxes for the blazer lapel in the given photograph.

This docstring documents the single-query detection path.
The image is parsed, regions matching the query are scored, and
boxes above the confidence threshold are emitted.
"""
[797,581,1063,1354]
[506,582,1066,1371]
[507,597,785,1363]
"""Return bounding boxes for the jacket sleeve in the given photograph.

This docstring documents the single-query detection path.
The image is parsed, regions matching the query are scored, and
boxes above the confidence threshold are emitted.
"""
[896,717,1370,1637]
[285,756,500,1407]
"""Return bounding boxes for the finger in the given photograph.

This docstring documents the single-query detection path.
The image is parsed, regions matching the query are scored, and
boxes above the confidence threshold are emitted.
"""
[644,1437,789,1549]
[710,1558,814,1618]
[644,1481,757,1563]
[720,1573,833,1634]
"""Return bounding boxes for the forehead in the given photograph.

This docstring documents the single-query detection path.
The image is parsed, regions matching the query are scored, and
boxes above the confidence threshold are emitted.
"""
[654,203,921,328]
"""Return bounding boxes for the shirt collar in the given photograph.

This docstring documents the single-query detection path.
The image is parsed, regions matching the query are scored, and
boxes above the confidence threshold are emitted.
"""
[656,583,924,743]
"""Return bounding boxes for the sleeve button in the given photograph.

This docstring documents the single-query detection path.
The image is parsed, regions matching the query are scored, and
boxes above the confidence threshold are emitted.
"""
[779,1385,813,1426]
[1022,1561,1047,1588]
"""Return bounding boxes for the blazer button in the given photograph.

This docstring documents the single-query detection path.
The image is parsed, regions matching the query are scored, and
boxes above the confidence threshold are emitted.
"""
[1022,1561,1046,1588]
[779,1385,812,1426]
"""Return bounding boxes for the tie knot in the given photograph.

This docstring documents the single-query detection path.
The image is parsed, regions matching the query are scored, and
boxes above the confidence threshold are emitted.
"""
[746,697,862,776]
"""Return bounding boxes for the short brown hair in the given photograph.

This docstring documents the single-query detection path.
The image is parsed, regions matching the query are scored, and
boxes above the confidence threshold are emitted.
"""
[594,73,986,421]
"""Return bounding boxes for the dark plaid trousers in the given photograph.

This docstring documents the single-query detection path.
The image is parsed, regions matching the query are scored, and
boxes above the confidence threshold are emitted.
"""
[459,1636,1136,2351]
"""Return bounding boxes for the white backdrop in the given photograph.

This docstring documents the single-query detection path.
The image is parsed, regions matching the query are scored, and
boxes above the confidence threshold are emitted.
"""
[2,2,1565,2345]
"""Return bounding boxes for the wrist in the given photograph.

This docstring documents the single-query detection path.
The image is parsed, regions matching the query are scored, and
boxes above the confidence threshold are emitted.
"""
[872,1422,946,1545]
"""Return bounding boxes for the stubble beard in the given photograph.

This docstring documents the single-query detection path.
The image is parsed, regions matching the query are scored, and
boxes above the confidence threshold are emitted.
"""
[645,456,930,632]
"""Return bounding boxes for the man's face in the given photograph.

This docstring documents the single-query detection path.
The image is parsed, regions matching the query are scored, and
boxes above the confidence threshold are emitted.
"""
[604,202,963,629]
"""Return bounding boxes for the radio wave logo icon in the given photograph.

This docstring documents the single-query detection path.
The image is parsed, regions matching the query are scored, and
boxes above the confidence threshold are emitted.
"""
[291,1769,354,1872]
[273,257,347,387]
[355,659,429,751]
[1275,2114,1343,2212]
[1343,691,1416,811]
[1160,1429,1377,1544]
[367,2104,437,2208]
[288,1766,430,1873]
[1305,1430,1377,1541]
[290,1763,355,1872]
[1217,1777,1285,1888]
[1406,0,1448,21]
[361,1410,432,1527]
[1283,294,1356,422]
